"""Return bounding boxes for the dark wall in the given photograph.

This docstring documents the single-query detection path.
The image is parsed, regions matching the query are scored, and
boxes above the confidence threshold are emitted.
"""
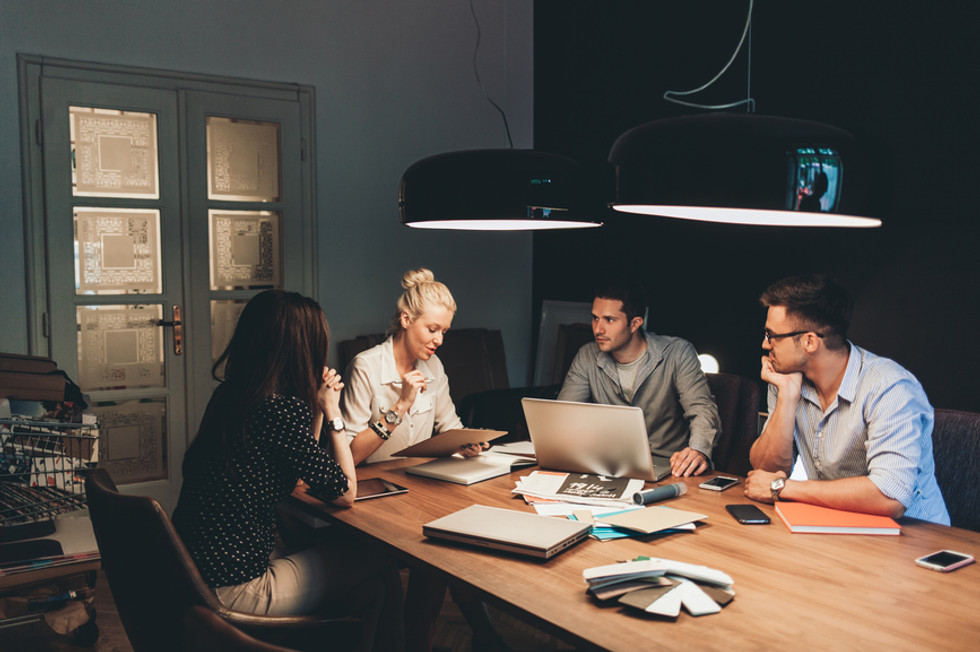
[532,1,980,412]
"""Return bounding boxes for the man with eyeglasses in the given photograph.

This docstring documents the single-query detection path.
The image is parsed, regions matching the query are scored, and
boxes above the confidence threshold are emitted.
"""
[744,274,949,524]
[558,279,721,476]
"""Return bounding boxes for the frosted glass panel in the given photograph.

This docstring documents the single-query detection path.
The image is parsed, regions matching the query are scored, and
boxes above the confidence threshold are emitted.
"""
[73,207,162,295]
[210,299,248,363]
[91,398,167,484]
[207,116,280,201]
[76,304,166,391]
[209,210,281,290]
[70,106,159,199]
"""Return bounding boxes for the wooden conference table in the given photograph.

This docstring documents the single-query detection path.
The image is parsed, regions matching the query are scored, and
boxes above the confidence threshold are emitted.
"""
[291,459,980,650]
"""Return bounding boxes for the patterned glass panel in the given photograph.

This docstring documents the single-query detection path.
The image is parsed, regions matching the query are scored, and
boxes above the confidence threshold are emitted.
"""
[207,116,281,202]
[73,207,162,295]
[210,299,248,364]
[76,304,166,391]
[209,210,282,290]
[70,106,159,199]
[91,398,167,484]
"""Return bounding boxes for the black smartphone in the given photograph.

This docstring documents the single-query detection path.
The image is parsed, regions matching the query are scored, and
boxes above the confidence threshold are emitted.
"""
[725,504,770,524]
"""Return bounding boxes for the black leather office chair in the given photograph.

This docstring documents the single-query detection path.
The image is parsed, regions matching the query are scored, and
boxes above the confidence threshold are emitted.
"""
[704,372,762,476]
[458,384,562,443]
[932,409,980,532]
[84,468,361,652]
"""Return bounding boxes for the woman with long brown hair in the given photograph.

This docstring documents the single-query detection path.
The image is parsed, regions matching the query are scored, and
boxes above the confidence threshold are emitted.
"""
[173,290,403,651]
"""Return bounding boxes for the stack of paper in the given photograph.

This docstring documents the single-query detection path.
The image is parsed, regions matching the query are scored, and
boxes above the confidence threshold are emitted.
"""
[583,557,735,617]
[513,470,645,508]
[571,506,704,541]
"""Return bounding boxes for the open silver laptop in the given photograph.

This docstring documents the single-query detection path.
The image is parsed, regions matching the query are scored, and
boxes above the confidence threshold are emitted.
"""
[521,397,672,482]
[423,505,591,559]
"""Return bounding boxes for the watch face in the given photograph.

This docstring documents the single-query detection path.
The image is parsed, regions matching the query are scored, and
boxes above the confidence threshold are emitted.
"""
[385,411,399,424]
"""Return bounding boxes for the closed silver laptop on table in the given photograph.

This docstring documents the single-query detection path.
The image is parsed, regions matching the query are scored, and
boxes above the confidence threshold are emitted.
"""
[423,504,591,559]
[521,397,671,482]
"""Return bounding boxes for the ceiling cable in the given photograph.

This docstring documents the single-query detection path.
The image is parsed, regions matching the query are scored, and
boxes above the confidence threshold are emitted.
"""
[663,0,756,112]
[470,0,514,147]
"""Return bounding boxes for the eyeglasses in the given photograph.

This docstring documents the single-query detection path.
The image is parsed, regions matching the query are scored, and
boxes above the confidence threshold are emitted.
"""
[763,329,824,345]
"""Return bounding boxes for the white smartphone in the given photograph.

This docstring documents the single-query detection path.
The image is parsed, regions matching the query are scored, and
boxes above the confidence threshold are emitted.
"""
[914,550,975,572]
[698,476,740,491]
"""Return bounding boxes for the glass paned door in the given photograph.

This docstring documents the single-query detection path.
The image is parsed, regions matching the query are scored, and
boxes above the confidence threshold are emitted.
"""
[25,61,316,511]
[40,78,186,507]
[182,91,311,423]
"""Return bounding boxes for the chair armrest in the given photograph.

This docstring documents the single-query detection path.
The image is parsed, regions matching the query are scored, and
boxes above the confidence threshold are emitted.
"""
[218,608,362,651]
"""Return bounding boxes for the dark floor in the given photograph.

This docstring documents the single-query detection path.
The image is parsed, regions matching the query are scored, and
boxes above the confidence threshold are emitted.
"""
[0,569,574,651]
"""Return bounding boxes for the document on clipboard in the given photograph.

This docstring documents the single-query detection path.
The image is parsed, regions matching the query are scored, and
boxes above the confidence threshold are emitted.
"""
[393,428,507,458]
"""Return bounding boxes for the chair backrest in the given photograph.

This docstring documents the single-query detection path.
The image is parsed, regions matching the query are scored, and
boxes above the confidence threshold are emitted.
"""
[932,409,980,532]
[458,385,562,443]
[552,322,593,385]
[85,468,223,652]
[705,372,762,477]
[339,328,509,405]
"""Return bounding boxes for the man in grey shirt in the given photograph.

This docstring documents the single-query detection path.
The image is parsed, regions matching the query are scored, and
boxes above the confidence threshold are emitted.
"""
[558,281,721,476]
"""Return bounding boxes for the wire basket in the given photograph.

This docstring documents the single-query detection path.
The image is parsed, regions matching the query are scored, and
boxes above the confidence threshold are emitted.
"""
[0,419,98,541]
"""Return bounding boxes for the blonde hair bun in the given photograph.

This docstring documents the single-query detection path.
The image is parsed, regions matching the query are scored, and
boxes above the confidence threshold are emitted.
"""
[401,268,436,289]
[387,268,457,335]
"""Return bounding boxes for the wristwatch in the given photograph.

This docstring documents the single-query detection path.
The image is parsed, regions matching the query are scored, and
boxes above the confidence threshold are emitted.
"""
[770,477,786,502]
[326,417,345,432]
[381,408,403,426]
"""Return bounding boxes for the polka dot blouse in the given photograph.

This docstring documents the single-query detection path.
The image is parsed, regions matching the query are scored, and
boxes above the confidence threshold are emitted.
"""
[173,394,349,588]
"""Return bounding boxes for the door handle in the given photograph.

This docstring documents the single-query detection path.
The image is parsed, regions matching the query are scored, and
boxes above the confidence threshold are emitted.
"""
[156,305,183,356]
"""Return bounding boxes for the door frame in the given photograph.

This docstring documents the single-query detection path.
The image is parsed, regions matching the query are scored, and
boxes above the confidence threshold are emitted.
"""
[18,55,318,501]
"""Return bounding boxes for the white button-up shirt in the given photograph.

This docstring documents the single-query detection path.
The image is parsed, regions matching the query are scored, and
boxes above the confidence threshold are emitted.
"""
[341,337,463,464]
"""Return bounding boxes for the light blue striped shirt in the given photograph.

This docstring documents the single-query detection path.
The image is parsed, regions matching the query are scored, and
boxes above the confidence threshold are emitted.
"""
[768,343,950,525]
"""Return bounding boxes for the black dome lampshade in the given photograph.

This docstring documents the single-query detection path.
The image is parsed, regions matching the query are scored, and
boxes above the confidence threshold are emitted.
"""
[608,113,882,228]
[399,149,603,230]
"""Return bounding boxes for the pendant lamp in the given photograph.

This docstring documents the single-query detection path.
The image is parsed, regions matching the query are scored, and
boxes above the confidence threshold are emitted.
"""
[608,113,881,227]
[399,149,602,230]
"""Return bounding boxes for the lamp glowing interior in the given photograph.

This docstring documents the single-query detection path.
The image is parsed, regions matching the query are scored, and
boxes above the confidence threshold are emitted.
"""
[612,204,881,228]
[406,219,601,231]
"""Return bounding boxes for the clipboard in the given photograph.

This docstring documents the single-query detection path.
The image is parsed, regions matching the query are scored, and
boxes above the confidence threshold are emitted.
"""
[393,428,507,457]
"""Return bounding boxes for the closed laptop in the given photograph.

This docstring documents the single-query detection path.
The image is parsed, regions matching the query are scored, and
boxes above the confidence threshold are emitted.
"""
[423,504,591,559]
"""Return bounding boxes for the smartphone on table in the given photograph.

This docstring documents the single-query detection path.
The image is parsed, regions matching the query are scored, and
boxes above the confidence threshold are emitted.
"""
[914,550,974,572]
[725,504,770,524]
[699,476,740,491]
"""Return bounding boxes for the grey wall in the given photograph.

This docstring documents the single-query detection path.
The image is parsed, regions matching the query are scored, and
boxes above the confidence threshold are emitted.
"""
[0,0,535,384]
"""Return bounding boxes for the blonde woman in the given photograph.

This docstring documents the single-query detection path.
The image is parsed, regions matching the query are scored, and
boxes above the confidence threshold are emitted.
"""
[342,268,485,464]
[341,269,508,652]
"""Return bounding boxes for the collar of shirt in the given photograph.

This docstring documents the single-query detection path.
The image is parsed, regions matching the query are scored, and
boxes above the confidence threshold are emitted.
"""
[596,330,663,381]
[378,336,435,386]
[800,341,861,411]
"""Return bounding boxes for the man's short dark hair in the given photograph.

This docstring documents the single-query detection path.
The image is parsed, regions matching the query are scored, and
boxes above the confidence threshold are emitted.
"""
[593,279,647,323]
[760,274,853,350]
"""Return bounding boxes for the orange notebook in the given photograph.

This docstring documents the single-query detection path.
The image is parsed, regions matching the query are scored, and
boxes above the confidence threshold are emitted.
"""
[775,502,901,535]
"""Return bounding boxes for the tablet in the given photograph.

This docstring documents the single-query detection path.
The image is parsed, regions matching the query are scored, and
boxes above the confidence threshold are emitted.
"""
[355,478,409,501]
[393,428,507,457]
